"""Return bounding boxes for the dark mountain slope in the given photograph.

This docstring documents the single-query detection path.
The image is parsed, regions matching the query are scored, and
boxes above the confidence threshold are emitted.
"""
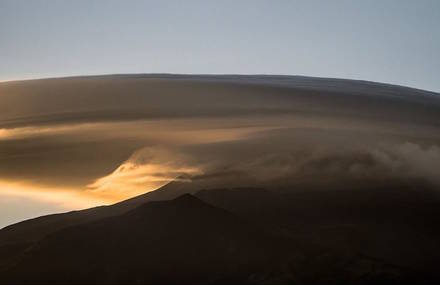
[1,194,287,285]
[195,187,440,271]
[2,193,437,285]
[0,178,193,246]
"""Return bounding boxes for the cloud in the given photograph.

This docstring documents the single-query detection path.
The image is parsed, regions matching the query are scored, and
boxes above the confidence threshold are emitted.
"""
[1,76,439,227]
[162,138,440,190]
[372,142,440,186]
[86,147,203,200]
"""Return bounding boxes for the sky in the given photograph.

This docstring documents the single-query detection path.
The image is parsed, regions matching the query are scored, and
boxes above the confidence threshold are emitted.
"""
[1,0,439,92]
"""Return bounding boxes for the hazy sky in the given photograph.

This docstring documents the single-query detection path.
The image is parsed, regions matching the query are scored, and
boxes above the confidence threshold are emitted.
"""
[1,0,439,92]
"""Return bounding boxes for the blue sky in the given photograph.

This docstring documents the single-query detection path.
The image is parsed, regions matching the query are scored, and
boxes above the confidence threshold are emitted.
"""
[1,0,439,92]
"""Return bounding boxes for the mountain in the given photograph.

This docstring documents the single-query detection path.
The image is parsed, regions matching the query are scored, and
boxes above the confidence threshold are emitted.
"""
[1,194,286,285]
[1,183,440,284]
[195,186,440,271]
[3,193,436,285]
[0,177,193,246]
[0,174,243,246]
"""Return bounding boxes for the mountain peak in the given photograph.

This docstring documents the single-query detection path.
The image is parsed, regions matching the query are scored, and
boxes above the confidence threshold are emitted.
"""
[172,193,199,203]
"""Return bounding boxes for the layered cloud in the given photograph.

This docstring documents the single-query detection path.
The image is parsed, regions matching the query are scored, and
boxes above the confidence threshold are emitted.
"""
[0,75,439,227]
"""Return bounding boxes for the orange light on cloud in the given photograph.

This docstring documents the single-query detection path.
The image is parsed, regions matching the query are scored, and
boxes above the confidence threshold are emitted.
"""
[86,147,203,201]
[0,179,107,210]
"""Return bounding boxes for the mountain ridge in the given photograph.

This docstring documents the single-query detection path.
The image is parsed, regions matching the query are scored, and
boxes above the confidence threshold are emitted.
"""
[1,193,284,285]
[1,183,440,284]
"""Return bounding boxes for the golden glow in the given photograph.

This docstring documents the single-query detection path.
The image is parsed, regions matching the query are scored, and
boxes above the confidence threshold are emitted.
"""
[0,118,283,220]
[0,179,107,210]
[0,120,277,208]
[0,147,201,210]
[86,147,203,201]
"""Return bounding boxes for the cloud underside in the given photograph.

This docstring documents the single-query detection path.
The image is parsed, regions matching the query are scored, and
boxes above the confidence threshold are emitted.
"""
[1,116,439,209]
[1,77,440,227]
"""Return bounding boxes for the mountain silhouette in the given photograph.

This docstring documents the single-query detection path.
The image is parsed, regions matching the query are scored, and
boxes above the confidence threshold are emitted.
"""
[195,187,440,271]
[1,182,440,284]
[1,194,287,285]
[0,177,193,246]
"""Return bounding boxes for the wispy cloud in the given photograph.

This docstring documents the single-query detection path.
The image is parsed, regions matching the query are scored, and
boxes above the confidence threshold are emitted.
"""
[86,147,202,200]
